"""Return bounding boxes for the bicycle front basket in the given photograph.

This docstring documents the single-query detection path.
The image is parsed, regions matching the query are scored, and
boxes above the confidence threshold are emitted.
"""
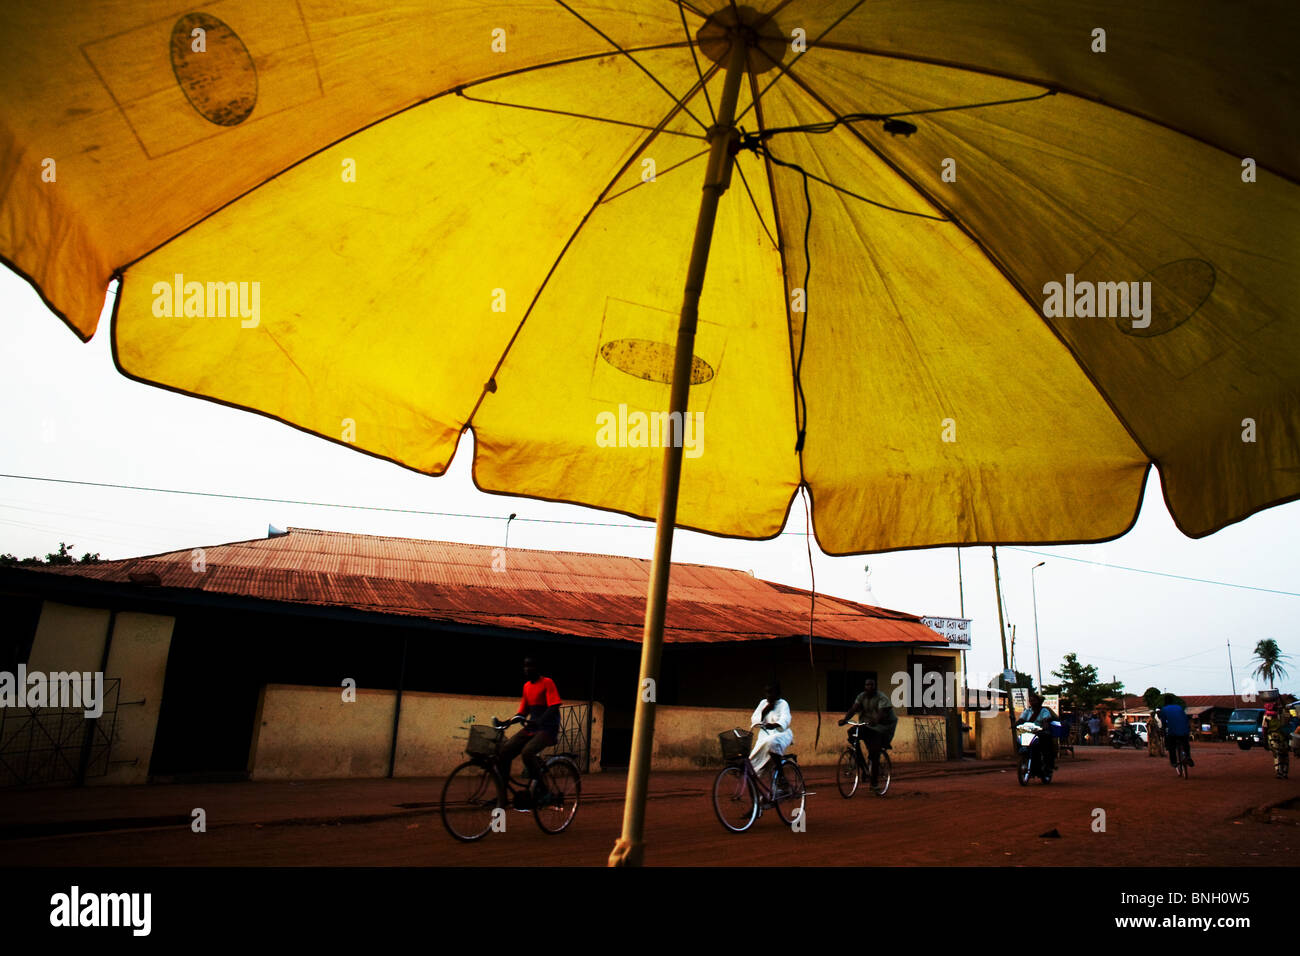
[466,724,500,757]
[718,728,753,763]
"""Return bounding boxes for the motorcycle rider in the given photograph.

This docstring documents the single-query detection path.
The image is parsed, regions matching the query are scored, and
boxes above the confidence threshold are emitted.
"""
[1017,693,1058,774]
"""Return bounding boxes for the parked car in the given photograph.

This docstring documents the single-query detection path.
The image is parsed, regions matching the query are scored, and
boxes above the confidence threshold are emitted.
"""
[1132,721,1148,744]
[1226,708,1266,750]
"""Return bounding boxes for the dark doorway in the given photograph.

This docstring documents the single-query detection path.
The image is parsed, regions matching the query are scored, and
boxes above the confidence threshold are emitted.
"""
[148,612,263,780]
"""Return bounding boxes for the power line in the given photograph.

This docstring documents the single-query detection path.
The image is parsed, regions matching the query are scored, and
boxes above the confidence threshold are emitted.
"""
[1,473,1298,597]
[0,472,652,530]
[1004,546,1300,598]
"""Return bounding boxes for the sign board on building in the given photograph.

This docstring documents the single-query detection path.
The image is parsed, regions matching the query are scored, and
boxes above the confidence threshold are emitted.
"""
[1043,694,1061,714]
[921,616,971,648]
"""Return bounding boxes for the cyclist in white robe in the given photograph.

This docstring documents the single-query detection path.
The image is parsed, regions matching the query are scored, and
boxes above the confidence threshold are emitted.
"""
[749,683,793,774]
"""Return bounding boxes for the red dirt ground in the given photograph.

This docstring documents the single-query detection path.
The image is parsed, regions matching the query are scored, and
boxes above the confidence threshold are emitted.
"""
[3,742,1295,867]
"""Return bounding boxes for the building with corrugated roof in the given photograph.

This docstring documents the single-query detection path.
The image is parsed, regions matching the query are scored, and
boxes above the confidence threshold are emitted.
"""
[0,528,983,786]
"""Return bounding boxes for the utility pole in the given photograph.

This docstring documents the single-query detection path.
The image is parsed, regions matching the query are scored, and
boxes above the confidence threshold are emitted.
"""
[1031,561,1046,691]
[992,546,1015,736]
[958,547,968,734]
[1227,639,1238,707]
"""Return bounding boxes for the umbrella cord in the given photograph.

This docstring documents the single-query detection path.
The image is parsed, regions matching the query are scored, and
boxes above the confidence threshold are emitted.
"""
[782,146,819,749]
[803,487,821,749]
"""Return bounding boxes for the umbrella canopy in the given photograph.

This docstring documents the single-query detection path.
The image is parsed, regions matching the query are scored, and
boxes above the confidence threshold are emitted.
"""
[3,1,1298,866]
[3,0,1296,555]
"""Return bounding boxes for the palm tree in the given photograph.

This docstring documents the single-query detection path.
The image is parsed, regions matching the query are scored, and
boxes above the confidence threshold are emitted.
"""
[1250,639,1291,689]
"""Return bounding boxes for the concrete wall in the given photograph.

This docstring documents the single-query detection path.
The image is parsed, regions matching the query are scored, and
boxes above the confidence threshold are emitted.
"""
[94,612,175,786]
[250,684,397,779]
[249,684,606,780]
[649,703,953,771]
[27,602,110,673]
[976,710,1015,759]
[17,602,175,786]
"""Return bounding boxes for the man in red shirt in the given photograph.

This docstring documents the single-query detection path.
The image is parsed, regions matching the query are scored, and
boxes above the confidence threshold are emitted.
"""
[497,656,562,797]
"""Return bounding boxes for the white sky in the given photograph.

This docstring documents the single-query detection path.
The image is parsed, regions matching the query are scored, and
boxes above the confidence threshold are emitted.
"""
[1,268,1296,697]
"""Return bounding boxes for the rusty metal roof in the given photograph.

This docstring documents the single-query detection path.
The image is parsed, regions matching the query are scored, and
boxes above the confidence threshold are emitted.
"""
[25,528,946,646]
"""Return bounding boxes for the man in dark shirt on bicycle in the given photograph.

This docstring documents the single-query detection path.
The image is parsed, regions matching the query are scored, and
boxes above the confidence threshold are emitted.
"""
[497,656,562,801]
[1158,695,1194,769]
[839,677,897,788]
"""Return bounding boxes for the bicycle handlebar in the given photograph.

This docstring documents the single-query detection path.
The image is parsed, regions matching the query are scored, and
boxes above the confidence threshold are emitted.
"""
[492,714,527,730]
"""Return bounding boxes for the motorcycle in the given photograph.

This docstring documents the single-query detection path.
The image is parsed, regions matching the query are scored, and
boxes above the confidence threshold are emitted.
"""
[1110,724,1142,748]
[1016,721,1059,785]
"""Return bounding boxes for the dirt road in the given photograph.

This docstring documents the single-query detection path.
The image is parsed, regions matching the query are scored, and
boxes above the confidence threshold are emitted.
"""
[3,744,1295,866]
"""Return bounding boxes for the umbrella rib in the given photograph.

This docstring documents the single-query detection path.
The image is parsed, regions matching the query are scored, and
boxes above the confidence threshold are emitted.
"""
[462,62,723,429]
[601,149,711,205]
[553,0,710,134]
[806,41,1300,185]
[671,0,710,18]
[676,0,715,124]
[746,70,805,481]
[731,158,780,250]
[112,42,698,278]
[734,0,870,127]
[454,90,706,140]
[779,66,1160,465]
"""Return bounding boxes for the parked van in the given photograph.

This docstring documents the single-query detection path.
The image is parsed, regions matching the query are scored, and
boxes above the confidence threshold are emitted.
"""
[1227,708,1266,750]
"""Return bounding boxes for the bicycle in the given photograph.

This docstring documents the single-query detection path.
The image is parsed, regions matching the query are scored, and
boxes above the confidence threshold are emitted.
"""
[440,715,581,841]
[712,728,806,833]
[837,721,892,798]
[1169,735,1191,779]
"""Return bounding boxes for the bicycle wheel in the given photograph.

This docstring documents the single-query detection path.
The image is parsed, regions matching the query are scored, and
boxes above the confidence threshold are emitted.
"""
[872,752,892,796]
[440,760,503,842]
[773,760,806,826]
[712,765,758,833]
[836,749,859,799]
[533,757,581,834]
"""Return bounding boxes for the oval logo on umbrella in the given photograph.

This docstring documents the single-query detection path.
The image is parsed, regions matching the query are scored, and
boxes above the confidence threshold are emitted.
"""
[170,13,258,127]
[600,338,715,385]
[1119,258,1216,337]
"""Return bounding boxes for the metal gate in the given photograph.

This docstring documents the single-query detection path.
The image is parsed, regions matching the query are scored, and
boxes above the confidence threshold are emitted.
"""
[0,678,121,787]
[912,715,947,762]
[547,702,593,772]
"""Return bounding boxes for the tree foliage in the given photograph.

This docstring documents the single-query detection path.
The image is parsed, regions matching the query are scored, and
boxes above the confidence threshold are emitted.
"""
[0,542,101,566]
[1250,639,1290,688]
[1042,652,1124,711]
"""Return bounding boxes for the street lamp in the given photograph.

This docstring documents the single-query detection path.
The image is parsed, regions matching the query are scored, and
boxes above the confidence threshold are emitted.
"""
[1031,561,1046,692]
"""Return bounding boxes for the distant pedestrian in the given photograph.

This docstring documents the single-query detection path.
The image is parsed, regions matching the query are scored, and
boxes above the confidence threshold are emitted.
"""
[1088,714,1102,744]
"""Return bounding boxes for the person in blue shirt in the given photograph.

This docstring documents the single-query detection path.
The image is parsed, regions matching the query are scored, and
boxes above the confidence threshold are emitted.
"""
[1158,696,1194,768]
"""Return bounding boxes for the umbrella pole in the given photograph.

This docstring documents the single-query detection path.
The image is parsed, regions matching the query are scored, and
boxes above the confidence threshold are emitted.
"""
[609,37,749,868]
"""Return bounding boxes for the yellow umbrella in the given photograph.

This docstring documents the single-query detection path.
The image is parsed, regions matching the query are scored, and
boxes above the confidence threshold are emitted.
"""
[2,1,1296,865]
